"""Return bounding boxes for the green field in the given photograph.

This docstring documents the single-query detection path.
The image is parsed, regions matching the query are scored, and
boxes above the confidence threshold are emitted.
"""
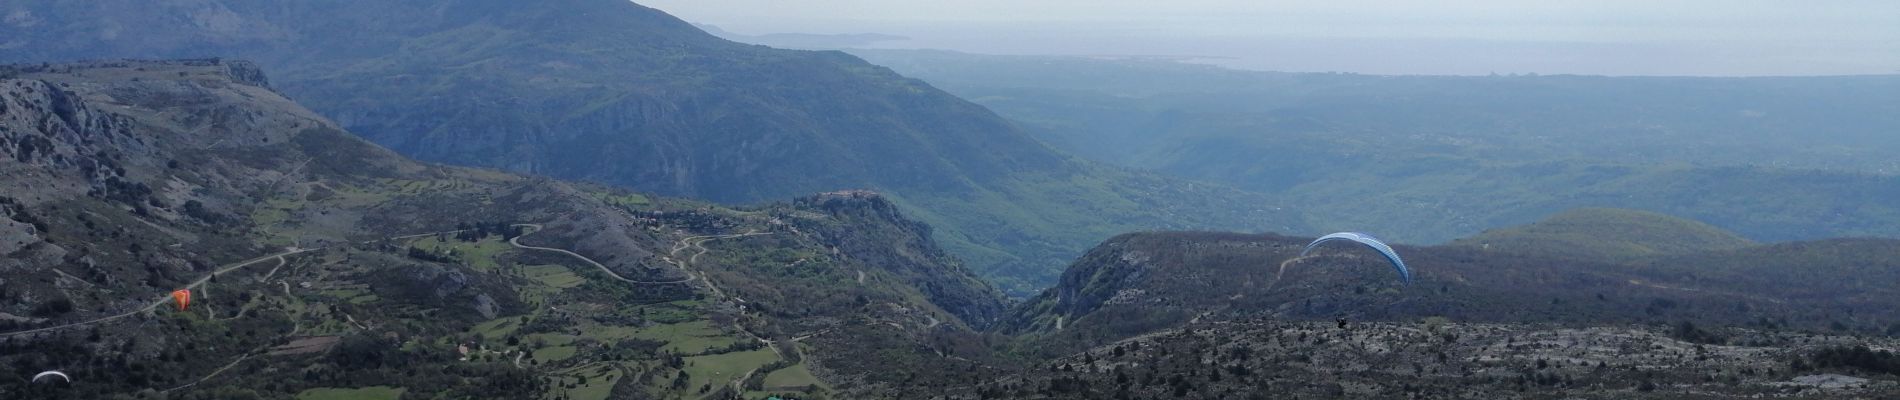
[683,348,777,395]
[762,362,823,390]
[595,192,652,208]
[318,287,378,305]
[411,236,514,271]
[473,316,522,339]
[629,320,740,354]
[532,346,578,363]
[297,386,404,400]
[527,333,578,347]
[549,364,625,400]
[524,264,584,288]
[578,324,639,341]
[638,301,703,324]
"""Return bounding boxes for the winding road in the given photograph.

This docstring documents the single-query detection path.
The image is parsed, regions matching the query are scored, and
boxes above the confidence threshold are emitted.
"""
[6,221,798,396]
[0,224,491,339]
[661,230,772,302]
[0,247,316,338]
[507,224,699,284]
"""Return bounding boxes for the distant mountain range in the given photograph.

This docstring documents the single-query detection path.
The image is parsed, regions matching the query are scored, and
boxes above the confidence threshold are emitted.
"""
[0,0,1299,295]
[849,49,1900,245]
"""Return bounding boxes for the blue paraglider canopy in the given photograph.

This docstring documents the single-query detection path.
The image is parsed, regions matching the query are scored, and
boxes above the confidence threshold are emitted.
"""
[1301,232,1412,284]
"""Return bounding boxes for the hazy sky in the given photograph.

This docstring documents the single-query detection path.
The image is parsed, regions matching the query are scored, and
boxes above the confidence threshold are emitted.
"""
[639,0,1900,76]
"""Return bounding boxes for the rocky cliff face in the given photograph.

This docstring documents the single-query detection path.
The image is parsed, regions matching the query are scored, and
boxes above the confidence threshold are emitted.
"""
[793,190,1007,327]
[0,60,346,320]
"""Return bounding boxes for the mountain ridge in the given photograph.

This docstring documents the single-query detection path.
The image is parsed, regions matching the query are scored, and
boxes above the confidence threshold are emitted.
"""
[1001,221,1900,358]
[0,59,1009,398]
[1,0,1304,295]
[1451,207,1755,260]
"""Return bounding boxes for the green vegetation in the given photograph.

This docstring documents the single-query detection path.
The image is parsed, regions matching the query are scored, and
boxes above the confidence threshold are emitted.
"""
[883,166,1296,295]
[532,346,578,363]
[1453,208,1755,260]
[410,236,514,272]
[636,301,703,324]
[594,192,652,208]
[629,320,740,354]
[683,348,778,395]
[762,363,823,390]
[550,365,623,400]
[296,386,405,400]
[523,265,584,288]
[473,317,522,339]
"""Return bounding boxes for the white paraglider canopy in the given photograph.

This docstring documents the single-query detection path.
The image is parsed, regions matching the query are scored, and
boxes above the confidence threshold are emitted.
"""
[32,370,70,383]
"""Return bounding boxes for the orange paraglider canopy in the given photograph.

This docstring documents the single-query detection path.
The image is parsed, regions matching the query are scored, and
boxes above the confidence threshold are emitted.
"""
[171,289,191,311]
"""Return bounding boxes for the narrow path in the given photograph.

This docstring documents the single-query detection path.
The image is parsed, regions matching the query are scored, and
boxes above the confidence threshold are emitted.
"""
[164,300,309,394]
[199,282,216,320]
[0,247,315,338]
[258,256,288,281]
[507,224,695,284]
[789,328,831,343]
[665,231,772,303]
[1268,256,1312,291]
[651,229,783,399]
[2,226,492,397]
[729,366,760,396]
[161,353,251,393]
[50,269,98,287]
[4,225,475,338]
[378,229,468,243]
[685,231,770,265]
[1622,277,1785,304]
